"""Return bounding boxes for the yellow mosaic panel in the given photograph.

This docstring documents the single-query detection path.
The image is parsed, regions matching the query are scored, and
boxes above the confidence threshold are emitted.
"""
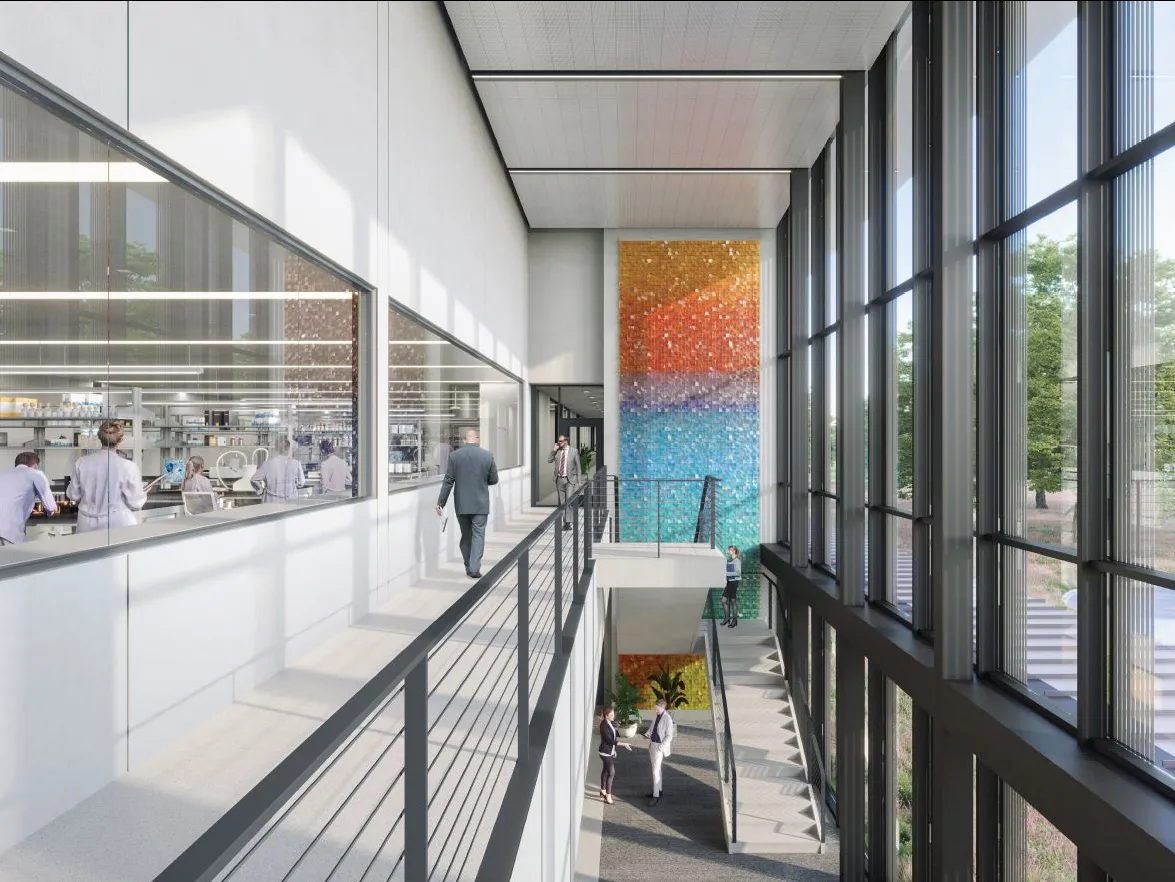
[619,653,711,710]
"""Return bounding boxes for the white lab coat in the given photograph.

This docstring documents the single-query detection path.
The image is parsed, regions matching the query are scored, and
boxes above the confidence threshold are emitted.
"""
[68,450,148,534]
[250,454,306,503]
[318,454,352,493]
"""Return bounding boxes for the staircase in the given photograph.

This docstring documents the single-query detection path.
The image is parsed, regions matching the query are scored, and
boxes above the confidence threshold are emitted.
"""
[706,618,826,855]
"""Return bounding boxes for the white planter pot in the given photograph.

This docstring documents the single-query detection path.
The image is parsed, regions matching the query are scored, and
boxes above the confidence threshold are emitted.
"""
[617,721,639,739]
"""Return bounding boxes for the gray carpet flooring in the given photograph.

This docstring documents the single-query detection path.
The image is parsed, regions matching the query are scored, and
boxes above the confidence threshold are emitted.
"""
[597,722,840,881]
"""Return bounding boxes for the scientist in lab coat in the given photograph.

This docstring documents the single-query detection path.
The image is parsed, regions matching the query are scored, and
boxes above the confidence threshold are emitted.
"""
[68,420,148,534]
[317,440,352,494]
[0,451,57,545]
[251,439,306,503]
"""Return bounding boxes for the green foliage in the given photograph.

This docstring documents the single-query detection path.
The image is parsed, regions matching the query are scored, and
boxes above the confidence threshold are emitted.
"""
[895,328,914,499]
[578,443,595,476]
[608,673,642,725]
[648,665,689,709]
[1024,235,1075,507]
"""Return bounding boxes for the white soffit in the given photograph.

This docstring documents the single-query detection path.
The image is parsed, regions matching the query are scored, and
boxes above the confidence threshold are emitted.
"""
[446,1,909,72]
[477,79,839,169]
[511,171,792,229]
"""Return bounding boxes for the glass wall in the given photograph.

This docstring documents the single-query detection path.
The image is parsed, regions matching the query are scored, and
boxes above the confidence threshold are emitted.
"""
[0,69,366,568]
[387,307,520,489]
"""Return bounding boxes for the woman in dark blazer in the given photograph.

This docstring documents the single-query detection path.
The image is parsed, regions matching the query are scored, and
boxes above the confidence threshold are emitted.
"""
[599,706,619,804]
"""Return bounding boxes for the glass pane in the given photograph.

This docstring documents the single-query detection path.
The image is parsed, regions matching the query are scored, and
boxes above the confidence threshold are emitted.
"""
[1002,783,1078,881]
[826,496,838,572]
[887,514,914,620]
[1000,549,1078,720]
[1110,578,1175,775]
[827,136,838,325]
[889,292,914,511]
[1116,2,1175,153]
[896,686,914,881]
[827,331,838,492]
[1005,1,1079,212]
[1004,203,1078,548]
[0,76,364,571]
[889,16,914,285]
[1119,147,1175,574]
[388,309,520,489]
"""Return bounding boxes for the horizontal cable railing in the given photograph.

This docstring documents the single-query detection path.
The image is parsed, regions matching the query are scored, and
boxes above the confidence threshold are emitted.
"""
[151,469,607,882]
[706,591,739,845]
[767,575,828,845]
[603,475,719,555]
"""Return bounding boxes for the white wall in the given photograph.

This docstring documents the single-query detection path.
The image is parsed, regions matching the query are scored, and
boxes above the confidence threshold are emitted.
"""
[528,230,605,384]
[508,574,604,882]
[0,0,533,856]
[602,229,777,545]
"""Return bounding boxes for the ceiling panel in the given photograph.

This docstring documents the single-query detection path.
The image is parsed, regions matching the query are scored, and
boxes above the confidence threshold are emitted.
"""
[447,1,909,72]
[478,79,838,169]
[512,172,791,228]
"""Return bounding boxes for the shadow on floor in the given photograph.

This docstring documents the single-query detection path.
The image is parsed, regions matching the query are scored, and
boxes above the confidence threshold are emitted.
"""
[597,723,839,882]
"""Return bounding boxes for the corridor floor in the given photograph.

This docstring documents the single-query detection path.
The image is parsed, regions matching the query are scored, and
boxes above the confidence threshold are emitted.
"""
[596,721,839,881]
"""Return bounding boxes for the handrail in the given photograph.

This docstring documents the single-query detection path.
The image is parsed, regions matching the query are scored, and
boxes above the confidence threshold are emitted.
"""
[706,591,738,845]
[766,575,828,844]
[606,474,720,554]
[150,469,606,882]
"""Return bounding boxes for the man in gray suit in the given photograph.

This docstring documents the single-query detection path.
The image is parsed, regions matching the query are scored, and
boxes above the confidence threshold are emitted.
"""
[436,428,499,578]
[548,434,580,530]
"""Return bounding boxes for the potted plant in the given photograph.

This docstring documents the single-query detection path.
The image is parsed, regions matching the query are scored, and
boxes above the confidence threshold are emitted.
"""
[648,665,690,709]
[578,443,595,478]
[608,673,643,738]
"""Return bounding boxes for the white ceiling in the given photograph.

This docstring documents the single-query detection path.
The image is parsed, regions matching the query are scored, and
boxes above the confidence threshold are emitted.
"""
[512,171,791,228]
[447,1,908,71]
[477,79,839,168]
[444,1,910,229]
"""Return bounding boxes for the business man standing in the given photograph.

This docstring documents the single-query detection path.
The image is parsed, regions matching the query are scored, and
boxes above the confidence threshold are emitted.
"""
[436,428,499,578]
[643,698,676,806]
[547,434,580,530]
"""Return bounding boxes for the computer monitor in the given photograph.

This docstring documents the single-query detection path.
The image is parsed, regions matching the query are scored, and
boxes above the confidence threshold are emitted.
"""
[182,491,218,516]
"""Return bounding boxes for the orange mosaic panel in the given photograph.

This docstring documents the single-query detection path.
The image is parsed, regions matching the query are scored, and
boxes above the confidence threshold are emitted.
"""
[618,240,760,375]
[619,653,711,710]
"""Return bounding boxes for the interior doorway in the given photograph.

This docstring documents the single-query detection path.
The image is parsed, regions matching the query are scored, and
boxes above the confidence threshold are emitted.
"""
[532,385,604,506]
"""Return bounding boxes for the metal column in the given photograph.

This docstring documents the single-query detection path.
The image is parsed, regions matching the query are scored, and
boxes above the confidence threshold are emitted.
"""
[837,642,866,878]
[867,45,890,606]
[1076,0,1111,747]
[868,665,897,880]
[838,70,867,607]
[789,171,812,562]
[929,0,975,681]
[910,0,934,634]
[974,0,1002,678]
[931,720,974,882]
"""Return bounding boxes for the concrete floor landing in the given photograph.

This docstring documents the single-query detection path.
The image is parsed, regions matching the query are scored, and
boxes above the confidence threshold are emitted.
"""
[593,721,838,881]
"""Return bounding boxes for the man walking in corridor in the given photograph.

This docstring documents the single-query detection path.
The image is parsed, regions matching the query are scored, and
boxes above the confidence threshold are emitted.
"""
[644,698,676,806]
[436,428,499,578]
[548,433,580,529]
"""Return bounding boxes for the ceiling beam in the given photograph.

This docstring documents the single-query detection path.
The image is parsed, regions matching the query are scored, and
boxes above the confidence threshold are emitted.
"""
[472,69,844,82]
[509,167,795,175]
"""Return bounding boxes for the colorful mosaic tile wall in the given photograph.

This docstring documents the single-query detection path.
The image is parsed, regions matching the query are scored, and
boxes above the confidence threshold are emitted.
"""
[618,240,761,619]
[619,654,710,710]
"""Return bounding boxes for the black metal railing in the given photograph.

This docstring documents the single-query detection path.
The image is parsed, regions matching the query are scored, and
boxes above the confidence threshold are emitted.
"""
[767,576,828,844]
[604,475,719,554]
[151,470,608,882]
[706,591,739,845]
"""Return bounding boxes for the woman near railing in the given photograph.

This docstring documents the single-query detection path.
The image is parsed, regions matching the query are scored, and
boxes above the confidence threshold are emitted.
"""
[721,545,742,626]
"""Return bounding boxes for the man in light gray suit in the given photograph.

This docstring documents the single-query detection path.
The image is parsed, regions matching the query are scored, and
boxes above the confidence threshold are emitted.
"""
[436,428,499,578]
[547,434,580,530]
